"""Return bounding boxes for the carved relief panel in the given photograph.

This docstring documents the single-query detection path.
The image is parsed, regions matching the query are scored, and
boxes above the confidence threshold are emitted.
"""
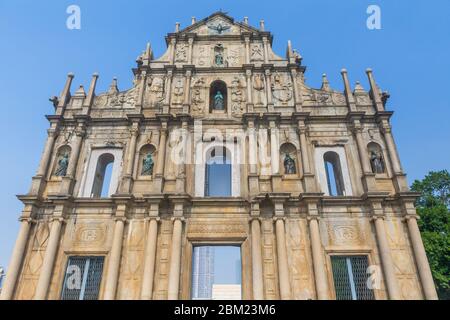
[271,72,293,106]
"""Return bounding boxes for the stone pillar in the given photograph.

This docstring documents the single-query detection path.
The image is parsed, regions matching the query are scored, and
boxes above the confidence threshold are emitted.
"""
[264,69,273,109]
[56,73,74,116]
[248,121,257,174]
[275,217,291,299]
[176,120,189,193]
[30,124,58,195]
[120,121,140,193]
[135,71,147,111]
[352,120,376,191]
[154,123,168,192]
[141,212,160,300]
[269,121,279,175]
[244,36,251,64]
[164,69,173,113]
[60,120,86,195]
[372,215,401,299]
[250,214,264,299]
[245,68,253,106]
[307,202,329,300]
[381,124,402,174]
[296,116,316,192]
[366,68,384,112]
[0,217,32,300]
[405,214,438,300]
[34,217,64,300]
[103,216,126,300]
[187,37,194,65]
[82,72,99,115]
[290,68,303,112]
[183,69,192,112]
[167,217,183,300]
[262,36,269,64]
[169,38,176,65]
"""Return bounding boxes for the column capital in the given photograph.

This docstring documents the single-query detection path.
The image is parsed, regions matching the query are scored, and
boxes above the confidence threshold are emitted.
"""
[145,216,161,223]
[171,216,185,222]
[114,217,127,223]
[50,216,65,223]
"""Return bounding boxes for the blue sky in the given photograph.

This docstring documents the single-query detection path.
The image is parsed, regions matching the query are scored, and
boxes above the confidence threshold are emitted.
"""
[0,0,449,270]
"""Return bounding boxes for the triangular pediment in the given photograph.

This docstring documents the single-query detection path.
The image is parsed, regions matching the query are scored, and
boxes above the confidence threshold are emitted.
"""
[179,12,261,36]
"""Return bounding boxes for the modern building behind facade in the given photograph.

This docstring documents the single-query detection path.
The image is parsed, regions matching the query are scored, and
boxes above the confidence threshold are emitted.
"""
[0,12,438,300]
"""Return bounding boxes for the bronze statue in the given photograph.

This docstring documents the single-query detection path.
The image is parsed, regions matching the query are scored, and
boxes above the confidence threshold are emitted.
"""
[370,150,384,174]
[55,153,69,177]
[214,90,225,110]
[142,153,154,176]
[284,154,296,174]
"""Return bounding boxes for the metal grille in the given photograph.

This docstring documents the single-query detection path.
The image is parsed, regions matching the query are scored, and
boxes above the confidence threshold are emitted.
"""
[60,256,104,300]
[331,256,374,300]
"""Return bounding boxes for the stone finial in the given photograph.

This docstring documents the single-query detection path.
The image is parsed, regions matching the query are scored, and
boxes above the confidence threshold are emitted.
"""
[366,68,384,111]
[243,17,249,25]
[353,81,366,94]
[83,72,99,108]
[57,72,75,109]
[74,85,86,97]
[321,73,331,91]
[191,17,196,25]
[108,77,119,94]
[260,19,265,31]
[144,42,153,62]
[175,22,180,32]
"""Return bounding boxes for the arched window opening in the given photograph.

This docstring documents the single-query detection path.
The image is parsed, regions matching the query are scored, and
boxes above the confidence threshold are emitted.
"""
[139,144,156,177]
[367,142,385,174]
[205,146,231,197]
[91,153,115,198]
[209,80,227,112]
[280,143,298,175]
[53,145,71,177]
[324,151,345,196]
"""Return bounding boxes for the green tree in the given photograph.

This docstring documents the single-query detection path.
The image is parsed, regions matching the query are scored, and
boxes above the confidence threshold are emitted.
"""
[411,170,450,299]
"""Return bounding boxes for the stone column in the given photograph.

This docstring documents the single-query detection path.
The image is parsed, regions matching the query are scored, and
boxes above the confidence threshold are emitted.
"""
[250,216,264,300]
[0,217,32,300]
[269,121,279,175]
[381,124,402,174]
[187,37,194,65]
[120,122,139,193]
[167,217,183,300]
[141,216,159,300]
[352,121,376,191]
[306,202,329,300]
[264,69,273,108]
[176,120,189,193]
[164,69,173,113]
[169,38,176,65]
[56,73,74,116]
[34,217,64,300]
[290,68,302,112]
[296,117,316,192]
[244,36,251,64]
[154,123,168,192]
[248,121,257,174]
[372,215,401,299]
[245,69,253,105]
[60,121,86,195]
[135,71,147,111]
[103,217,126,300]
[405,215,438,300]
[30,125,58,195]
[275,217,291,299]
[183,69,192,111]
[262,36,269,64]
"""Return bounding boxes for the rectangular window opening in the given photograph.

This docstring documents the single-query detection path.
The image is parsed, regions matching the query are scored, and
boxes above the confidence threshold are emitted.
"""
[191,245,242,300]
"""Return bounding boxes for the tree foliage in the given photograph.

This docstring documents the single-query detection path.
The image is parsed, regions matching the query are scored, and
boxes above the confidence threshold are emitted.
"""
[411,170,450,299]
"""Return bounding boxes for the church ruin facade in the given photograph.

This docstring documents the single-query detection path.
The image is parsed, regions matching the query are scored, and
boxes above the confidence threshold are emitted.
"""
[0,12,437,300]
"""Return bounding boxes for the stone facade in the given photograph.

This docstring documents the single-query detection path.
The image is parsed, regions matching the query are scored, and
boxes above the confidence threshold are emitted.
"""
[0,12,438,300]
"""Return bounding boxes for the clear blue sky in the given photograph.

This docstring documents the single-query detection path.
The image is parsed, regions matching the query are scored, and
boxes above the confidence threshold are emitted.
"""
[0,0,449,270]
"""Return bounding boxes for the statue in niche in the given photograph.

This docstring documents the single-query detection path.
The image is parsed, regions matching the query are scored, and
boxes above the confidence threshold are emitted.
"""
[55,153,69,177]
[214,91,225,110]
[370,150,385,174]
[172,78,184,104]
[141,153,154,176]
[253,74,265,105]
[214,44,226,67]
[284,153,296,174]
[272,73,293,104]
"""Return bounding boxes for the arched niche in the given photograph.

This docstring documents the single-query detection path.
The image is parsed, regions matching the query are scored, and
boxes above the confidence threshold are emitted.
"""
[280,143,298,175]
[323,151,345,196]
[209,80,227,113]
[138,144,156,178]
[53,145,72,177]
[367,142,386,174]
